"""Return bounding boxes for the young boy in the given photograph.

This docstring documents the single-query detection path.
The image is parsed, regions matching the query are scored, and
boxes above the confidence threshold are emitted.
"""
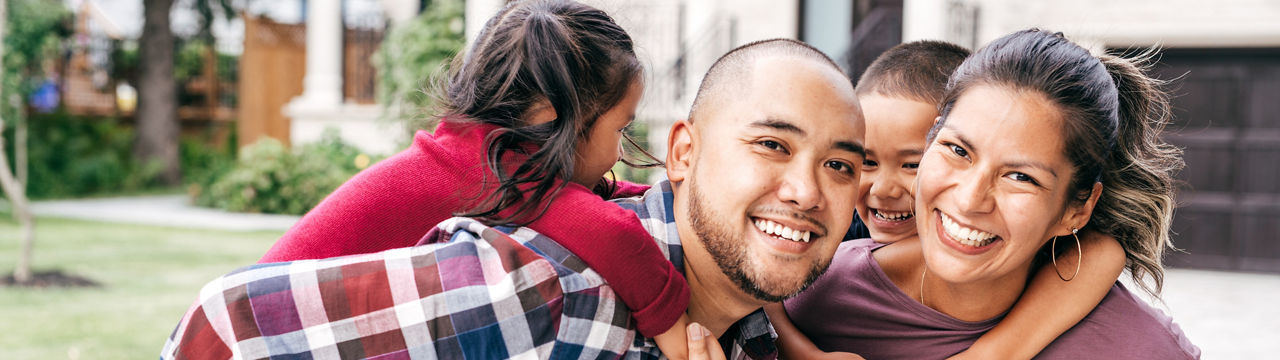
[768,40,1127,359]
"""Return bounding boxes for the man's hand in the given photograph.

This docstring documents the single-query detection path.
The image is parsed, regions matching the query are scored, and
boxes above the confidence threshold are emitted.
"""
[686,323,726,360]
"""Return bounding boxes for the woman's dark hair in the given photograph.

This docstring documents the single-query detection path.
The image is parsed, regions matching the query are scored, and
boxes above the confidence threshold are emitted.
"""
[930,29,1184,298]
[440,0,646,225]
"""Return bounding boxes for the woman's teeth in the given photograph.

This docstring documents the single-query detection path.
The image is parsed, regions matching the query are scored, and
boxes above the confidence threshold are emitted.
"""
[754,219,811,243]
[874,209,914,221]
[940,213,997,247]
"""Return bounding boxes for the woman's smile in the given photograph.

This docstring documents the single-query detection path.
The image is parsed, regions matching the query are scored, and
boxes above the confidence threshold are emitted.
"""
[935,210,1002,255]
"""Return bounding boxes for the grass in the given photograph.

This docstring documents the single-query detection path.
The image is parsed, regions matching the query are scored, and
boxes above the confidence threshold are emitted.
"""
[0,217,281,359]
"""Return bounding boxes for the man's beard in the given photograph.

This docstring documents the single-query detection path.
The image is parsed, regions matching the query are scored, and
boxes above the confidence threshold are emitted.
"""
[687,176,830,303]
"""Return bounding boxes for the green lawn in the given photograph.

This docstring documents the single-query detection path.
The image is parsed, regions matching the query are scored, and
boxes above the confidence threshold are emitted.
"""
[0,217,281,359]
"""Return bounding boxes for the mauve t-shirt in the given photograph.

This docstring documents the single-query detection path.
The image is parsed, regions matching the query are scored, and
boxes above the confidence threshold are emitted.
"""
[783,238,1200,359]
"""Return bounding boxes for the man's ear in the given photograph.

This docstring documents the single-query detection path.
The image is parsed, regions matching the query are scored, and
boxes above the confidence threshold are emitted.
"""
[1056,182,1103,236]
[666,119,696,183]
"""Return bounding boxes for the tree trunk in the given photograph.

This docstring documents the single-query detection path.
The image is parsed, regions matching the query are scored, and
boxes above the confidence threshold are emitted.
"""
[14,95,26,189]
[137,0,181,184]
[0,0,37,284]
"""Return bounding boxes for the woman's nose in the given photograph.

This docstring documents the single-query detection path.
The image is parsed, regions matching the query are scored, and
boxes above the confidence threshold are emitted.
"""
[954,171,994,214]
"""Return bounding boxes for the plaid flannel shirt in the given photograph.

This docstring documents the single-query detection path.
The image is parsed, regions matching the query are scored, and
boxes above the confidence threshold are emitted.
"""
[160,180,777,360]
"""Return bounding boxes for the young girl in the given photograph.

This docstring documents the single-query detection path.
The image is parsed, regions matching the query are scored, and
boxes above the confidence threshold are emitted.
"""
[768,40,1130,359]
[258,0,692,356]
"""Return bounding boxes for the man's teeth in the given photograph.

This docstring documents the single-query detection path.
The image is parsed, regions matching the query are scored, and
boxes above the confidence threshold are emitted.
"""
[754,219,811,243]
[940,213,997,247]
[874,209,914,221]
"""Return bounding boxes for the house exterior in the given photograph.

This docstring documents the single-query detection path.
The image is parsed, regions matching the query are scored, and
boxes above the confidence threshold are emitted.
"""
[463,0,1279,273]
[280,0,419,155]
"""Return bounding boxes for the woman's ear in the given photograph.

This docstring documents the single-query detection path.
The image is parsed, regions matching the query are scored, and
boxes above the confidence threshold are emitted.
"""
[665,119,696,183]
[1057,182,1103,236]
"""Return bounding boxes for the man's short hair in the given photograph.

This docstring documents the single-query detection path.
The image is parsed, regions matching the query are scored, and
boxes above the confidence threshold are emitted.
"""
[689,39,849,121]
[855,40,971,105]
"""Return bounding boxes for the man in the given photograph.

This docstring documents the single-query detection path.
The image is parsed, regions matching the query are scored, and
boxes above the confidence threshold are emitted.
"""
[160,39,864,360]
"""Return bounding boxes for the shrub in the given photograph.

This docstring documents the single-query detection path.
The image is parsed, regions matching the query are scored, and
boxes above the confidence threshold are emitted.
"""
[194,132,377,215]
[15,112,164,198]
[180,131,236,197]
[374,0,465,139]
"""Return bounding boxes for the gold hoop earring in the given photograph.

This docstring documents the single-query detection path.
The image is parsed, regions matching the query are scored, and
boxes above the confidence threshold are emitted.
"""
[1051,228,1083,281]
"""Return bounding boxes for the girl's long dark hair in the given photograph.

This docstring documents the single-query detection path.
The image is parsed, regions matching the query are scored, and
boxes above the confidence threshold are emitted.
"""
[440,0,647,225]
[931,29,1184,298]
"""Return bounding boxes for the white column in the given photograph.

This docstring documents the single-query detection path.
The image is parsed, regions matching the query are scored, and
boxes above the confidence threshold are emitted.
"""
[299,0,343,107]
[903,0,949,42]
[465,0,506,45]
[380,0,419,27]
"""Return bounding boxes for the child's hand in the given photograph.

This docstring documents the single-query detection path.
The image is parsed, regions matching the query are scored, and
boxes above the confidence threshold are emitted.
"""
[654,313,693,360]
[686,322,726,360]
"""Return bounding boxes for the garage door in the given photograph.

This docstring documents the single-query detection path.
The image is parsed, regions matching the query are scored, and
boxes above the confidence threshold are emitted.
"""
[1147,48,1280,273]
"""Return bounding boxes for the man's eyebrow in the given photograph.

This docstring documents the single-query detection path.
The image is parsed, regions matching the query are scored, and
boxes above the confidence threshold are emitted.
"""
[750,118,806,135]
[835,141,865,157]
[751,117,863,156]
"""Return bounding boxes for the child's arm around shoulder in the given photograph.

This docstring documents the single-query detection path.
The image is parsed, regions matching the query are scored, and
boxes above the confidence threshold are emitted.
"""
[952,230,1126,360]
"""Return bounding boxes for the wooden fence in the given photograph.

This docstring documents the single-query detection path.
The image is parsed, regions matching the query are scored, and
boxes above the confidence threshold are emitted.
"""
[238,14,386,148]
[238,15,307,148]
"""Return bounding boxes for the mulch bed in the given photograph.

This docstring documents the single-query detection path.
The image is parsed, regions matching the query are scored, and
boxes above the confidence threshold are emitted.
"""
[2,270,101,288]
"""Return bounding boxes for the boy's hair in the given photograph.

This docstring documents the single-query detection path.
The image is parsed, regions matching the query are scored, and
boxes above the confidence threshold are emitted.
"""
[855,40,971,105]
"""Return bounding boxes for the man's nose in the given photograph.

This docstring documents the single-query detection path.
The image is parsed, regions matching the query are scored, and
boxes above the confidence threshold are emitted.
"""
[778,167,823,211]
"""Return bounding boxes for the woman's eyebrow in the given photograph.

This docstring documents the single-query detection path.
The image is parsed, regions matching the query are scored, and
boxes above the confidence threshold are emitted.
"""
[945,123,977,153]
[949,124,1060,179]
[1007,160,1059,179]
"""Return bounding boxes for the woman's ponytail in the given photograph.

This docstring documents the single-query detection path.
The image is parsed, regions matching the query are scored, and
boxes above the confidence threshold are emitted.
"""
[1092,53,1185,298]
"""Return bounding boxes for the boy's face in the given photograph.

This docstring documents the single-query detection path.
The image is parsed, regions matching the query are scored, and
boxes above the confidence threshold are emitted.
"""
[856,94,937,243]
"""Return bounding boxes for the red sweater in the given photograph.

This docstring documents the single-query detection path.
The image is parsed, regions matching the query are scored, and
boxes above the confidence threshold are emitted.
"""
[259,120,687,337]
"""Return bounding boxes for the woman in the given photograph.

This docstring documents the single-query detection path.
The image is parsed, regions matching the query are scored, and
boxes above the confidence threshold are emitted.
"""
[779,29,1200,359]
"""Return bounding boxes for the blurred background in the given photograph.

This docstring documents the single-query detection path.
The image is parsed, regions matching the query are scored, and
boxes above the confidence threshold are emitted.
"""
[0,0,1274,358]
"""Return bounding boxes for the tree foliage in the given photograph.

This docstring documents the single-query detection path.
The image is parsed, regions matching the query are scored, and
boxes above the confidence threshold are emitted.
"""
[374,0,465,138]
[3,0,69,126]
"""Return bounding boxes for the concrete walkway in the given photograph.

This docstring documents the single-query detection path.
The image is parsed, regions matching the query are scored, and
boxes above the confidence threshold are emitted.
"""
[17,195,1280,357]
[1122,269,1280,359]
[25,195,298,232]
